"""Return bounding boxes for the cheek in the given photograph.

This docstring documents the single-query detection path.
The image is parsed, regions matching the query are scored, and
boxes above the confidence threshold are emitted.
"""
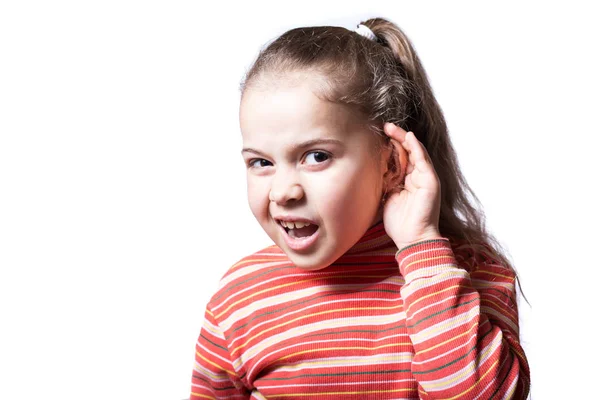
[246,177,270,217]
[317,163,381,213]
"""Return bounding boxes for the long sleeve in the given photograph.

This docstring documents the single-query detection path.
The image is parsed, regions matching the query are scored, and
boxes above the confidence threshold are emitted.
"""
[396,238,530,399]
[190,304,250,399]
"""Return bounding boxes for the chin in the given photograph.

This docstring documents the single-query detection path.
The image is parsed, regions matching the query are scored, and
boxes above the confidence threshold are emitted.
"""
[289,256,328,271]
[286,247,335,271]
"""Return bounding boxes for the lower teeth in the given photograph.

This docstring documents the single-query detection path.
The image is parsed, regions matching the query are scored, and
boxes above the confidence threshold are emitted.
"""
[287,226,318,239]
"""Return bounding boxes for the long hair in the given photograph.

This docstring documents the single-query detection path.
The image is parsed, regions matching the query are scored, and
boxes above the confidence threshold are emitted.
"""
[239,17,525,299]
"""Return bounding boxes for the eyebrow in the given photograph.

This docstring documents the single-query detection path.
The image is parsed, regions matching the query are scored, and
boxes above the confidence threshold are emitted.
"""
[241,138,344,156]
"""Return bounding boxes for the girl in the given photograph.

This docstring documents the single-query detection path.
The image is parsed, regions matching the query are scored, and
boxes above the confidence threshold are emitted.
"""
[190,17,530,399]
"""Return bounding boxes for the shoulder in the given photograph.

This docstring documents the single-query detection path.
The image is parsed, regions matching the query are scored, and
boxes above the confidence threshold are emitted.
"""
[448,236,517,293]
[448,238,493,265]
[448,237,514,273]
[206,243,292,310]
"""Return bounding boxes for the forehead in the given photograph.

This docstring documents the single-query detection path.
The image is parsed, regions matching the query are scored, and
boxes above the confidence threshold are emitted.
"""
[240,81,364,146]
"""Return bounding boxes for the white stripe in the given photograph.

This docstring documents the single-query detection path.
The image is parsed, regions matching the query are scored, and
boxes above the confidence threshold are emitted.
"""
[481,306,519,335]
[193,363,231,381]
[214,269,402,312]
[412,330,478,366]
[409,306,479,345]
[233,312,407,369]
[248,333,409,378]
[229,295,404,348]
[471,278,514,291]
[216,259,290,296]
[407,293,462,322]
[197,340,234,367]
[500,372,519,400]
[398,245,450,270]
[201,318,224,340]
[259,377,415,389]
[401,270,467,302]
[269,352,414,372]
[419,330,502,392]
[403,262,463,282]
[220,282,403,331]
[214,271,315,312]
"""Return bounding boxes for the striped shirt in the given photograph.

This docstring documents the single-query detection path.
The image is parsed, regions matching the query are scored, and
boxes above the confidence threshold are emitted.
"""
[190,222,530,399]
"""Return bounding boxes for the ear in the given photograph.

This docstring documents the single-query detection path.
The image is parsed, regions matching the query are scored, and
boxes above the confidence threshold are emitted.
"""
[381,137,408,193]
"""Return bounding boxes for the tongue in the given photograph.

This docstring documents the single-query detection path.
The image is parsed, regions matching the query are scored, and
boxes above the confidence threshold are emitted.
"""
[289,224,318,238]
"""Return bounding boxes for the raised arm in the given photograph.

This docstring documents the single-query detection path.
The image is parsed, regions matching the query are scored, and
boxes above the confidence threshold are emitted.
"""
[396,238,530,399]
[190,305,250,399]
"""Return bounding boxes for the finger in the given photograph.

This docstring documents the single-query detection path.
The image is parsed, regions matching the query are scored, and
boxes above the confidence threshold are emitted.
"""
[402,131,433,170]
[383,122,408,144]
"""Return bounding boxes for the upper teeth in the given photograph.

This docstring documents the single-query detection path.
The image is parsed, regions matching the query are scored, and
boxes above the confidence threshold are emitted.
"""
[280,220,311,229]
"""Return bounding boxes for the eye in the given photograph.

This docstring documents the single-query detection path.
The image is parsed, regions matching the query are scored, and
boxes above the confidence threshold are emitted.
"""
[248,158,273,169]
[305,151,331,165]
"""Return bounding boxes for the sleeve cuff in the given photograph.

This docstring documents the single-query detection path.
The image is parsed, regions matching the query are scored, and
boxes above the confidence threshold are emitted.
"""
[395,237,453,276]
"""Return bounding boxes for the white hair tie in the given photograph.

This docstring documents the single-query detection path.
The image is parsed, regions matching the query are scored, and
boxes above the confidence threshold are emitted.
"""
[354,24,378,42]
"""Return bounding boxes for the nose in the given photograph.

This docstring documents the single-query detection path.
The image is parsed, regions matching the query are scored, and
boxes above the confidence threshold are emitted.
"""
[269,169,304,205]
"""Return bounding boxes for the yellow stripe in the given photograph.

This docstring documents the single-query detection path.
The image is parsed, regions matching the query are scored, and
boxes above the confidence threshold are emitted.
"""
[405,284,467,315]
[201,321,221,337]
[194,361,232,380]
[419,342,516,400]
[415,322,477,356]
[446,359,499,399]
[404,254,455,270]
[279,343,411,360]
[229,256,285,272]
[231,304,403,354]
[471,279,514,291]
[403,269,464,295]
[505,375,518,399]
[216,277,324,319]
[411,306,479,344]
[232,314,410,368]
[476,269,514,281]
[427,336,498,389]
[421,333,501,393]
[513,347,528,366]
[253,391,268,400]
[275,353,412,369]
[190,392,216,399]
[265,387,415,398]
[480,296,507,313]
[216,275,392,320]
[196,351,236,376]
[481,298,518,325]
[403,268,469,310]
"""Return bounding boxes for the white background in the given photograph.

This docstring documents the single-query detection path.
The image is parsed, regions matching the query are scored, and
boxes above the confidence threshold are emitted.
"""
[1,1,598,399]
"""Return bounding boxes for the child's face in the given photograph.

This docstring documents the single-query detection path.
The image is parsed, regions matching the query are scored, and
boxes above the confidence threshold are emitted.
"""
[240,78,391,271]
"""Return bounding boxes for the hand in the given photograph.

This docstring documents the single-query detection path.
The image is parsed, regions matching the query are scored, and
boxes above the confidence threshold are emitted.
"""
[382,122,443,250]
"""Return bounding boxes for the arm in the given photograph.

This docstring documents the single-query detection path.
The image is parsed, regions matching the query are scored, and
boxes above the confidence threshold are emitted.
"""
[190,305,250,399]
[396,238,530,399]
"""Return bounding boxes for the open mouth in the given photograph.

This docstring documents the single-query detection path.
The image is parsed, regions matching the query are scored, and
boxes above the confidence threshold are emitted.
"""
[275,219,320,249]
[282,223,319,239]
